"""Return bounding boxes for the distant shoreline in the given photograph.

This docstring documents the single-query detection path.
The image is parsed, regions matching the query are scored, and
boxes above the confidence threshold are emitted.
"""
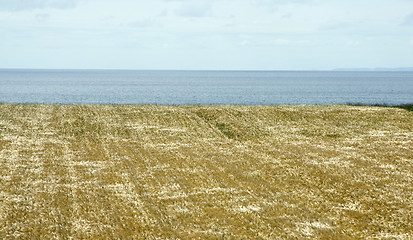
[332,67,413,71]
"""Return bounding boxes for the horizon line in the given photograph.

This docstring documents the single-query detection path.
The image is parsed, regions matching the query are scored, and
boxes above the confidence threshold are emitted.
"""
[1,67,413,72]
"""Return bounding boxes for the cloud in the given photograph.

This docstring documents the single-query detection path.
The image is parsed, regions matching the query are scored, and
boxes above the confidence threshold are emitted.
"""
[35,13,50,21]
[239,36,310,47]
[175,2,212,18]
[346,40,360,46]
[270,38,310,46]
[127,19,159,28]
[0,0,79,11]
[401,12,413,26]
[282,13,293,18]
[318,21,358,32]
[255,0,315,5]
[253,0,316,13]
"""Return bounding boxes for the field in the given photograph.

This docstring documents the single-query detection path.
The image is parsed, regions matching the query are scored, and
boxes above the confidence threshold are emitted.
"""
[0,104,412,239]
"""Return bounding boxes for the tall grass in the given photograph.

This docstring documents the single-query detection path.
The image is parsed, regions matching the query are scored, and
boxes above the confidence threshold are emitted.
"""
[346,102,413,111]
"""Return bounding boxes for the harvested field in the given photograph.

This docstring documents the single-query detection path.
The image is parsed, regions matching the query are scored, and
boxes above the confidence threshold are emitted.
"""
[0,104,412,239]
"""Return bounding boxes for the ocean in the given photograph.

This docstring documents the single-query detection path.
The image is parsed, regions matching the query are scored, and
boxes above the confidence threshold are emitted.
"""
[0,69,412,105]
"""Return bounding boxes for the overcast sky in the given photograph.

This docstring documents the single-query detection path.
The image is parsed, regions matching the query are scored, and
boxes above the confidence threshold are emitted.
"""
[1,0,413,70]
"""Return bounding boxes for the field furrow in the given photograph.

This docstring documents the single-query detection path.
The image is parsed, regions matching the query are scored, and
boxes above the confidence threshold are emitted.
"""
[0,104,412,239]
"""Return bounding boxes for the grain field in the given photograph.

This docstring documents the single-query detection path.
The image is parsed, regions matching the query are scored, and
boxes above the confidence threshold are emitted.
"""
[0,104,412,239]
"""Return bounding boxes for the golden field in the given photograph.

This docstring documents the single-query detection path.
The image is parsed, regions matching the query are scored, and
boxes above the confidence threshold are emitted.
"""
[0,104,412,239]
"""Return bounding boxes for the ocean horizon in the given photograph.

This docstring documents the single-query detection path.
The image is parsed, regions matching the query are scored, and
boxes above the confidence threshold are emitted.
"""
[1,69,412,105]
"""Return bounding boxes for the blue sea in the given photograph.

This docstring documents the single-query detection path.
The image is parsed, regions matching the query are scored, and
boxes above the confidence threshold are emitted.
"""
[0,69,412,105]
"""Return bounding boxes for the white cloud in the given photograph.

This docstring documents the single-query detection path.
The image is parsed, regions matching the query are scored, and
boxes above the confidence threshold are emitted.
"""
[254,0,316,6]
[282,13,293,18]
[35,13,50,21]
[252,0,314,13]
[127,19,159,28]
[346,40,360,46]
[0,0,80,11]
[270,38,310,46]
[238,35,310,47]
[1,0,413,70]
[175,2,212,18]
[402,12,413,25]
[320,21,356,31]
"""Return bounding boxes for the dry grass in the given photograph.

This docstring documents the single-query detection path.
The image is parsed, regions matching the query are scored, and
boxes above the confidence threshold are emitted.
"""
[0,104,412,239]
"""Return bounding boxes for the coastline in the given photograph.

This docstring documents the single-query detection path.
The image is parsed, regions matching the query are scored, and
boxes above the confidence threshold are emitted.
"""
[0,104,412,238]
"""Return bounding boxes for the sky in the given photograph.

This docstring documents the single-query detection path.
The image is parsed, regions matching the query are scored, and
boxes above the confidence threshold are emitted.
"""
[1,0,413,70]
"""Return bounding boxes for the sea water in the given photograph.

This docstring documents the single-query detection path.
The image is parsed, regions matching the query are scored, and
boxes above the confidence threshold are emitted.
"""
[0,69,412,105]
